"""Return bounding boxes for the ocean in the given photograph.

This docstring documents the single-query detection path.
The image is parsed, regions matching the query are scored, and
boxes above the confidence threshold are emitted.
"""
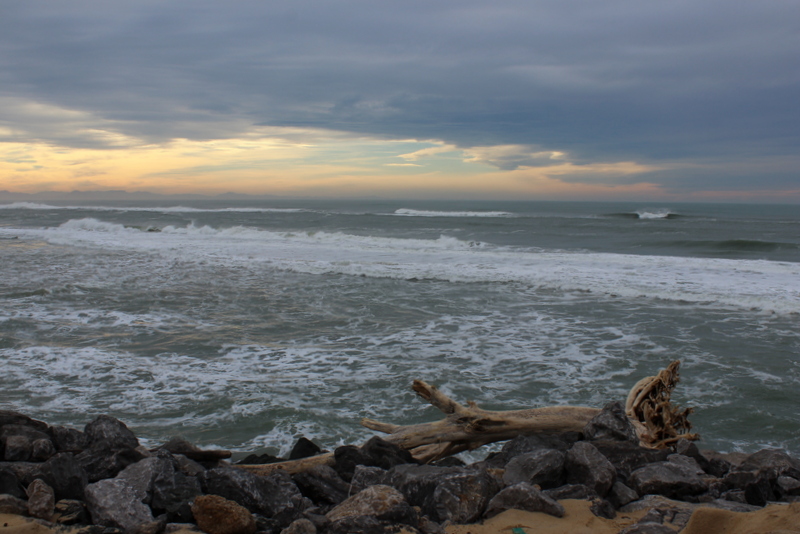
[1,199,798,459]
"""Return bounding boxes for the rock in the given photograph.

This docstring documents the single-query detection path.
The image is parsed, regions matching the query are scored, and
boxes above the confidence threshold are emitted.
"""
[292,464,352,506]
[32,438,56,461]
[0,411,49,431]
[0,465,26,499]
[201,466,308,525]
[84,415,139,451]
[76,447,146,482]
[0,494,28,515]
[589,497,616,519]
[289,438,323,460]
[26,478,55,520]
[776,475,800,497]
[236,452,283,465]
[590,441,671,482]
[38,452,89,501]
[326,514,415,534]
[740,448,800,477]
[1,424,53,461]
[50,426,88,452]
[350,465,387,490]
[116,457,172,504]
[583,401,638,442]
[84,478,155,533]
[486,433,573,467]
[432,469,500,524]
[53,499,90,525]
[384,464,500,523]
[484,482,565,518]
[502,449,565,489]
[617,523,677,534]
[281,518,317,534]
[628,455,709,500]
[543,483,598,501]
[151,466,202,522]
[191,494,257,534]
[565,441,616,497]
[0,461,40,487]
[359,437,416,471]
[333,445,368,482]
[326,484,407,522]
[173,454,206,477]
[608,481,639,508]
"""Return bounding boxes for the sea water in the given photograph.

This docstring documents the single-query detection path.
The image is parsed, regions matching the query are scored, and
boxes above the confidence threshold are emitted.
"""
[0,199,798,458]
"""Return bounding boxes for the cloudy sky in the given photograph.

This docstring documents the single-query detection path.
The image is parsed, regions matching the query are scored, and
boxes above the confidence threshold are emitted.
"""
[1,1,798,201]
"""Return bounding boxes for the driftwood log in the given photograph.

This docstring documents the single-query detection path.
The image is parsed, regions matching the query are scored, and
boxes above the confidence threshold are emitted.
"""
[239,360,697,476]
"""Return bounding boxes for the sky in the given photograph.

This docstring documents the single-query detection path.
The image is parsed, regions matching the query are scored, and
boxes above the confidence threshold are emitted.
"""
[1,0,799,202]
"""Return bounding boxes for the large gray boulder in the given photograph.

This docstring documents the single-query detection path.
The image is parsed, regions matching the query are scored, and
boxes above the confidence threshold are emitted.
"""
[38,452,89,501]
[84,415,139,451]
[502,449,565,489]
[484,482,565,518]
[583,401,638,442]
[628,454,708,499]
[84,478,155,533]
[565,441,616,497]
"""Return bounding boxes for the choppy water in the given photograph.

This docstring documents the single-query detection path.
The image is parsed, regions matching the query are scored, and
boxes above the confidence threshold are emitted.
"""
[1,199,798,458]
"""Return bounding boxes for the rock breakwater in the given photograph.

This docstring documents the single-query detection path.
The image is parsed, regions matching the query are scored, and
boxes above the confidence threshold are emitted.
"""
[1,403,799,534]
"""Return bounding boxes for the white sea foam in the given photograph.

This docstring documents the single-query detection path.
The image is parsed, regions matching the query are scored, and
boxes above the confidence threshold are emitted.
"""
[17,218,799,314]
[636,208,673,219]
[393,208,514,217]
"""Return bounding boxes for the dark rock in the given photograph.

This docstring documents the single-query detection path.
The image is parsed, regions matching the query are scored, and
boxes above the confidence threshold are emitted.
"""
[628,455,708,500]
[292,465,352,506]
[618,523,677,534]
[76,446,146,482]
[591,441,671,482]
[201,466,308,525]
[488,433,572,467]
[743,475,774,506]
[360,437,416,471]
[776,475,800,497]
[608,481,639,508]
[0,465,26,499]
[326,484,408,522]
[543,483,598,501]
[116,457,172,504]
[26,478,55,520]
[0,494,28,515]
[173,454,206,476]
[38,452,89,501]
[484,482,565,518]
[721,489,747,503]
[2,424,54,462]
[332,445,367,482]
[151,467,202,523]
[49,426,88,453]
[0,460,40,487]
[191,494,257,534]
[84,415,139,451]
[502,449,565,489]
[32,438,56,462]
[0,411,49,431]
[350,465,387,490]
[740,448,800,477]
[589,498,616,519]
[430,457,465,468]
[236,452,283,465]
[565,441,616,497]
[3,435,32,462]
[432,469,500,524]
[53,499,90,525]
[583,401,638,442]
[674,439,712,473]
[84,478,155,532]
[384,464,500,523]
[289,438,323,460]
[281,518,317,534]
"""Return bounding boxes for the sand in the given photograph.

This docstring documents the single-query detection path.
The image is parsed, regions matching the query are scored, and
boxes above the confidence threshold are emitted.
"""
[2,500,799,533]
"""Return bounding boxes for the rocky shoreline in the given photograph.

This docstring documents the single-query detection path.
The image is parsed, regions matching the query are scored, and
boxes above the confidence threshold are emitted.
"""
[1,403,799,534]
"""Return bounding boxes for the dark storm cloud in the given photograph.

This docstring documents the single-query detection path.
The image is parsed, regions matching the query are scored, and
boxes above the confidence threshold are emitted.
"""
[1,0,798,190]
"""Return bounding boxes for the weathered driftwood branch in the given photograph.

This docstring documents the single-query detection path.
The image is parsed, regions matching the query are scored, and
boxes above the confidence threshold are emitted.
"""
[239,360,696,475]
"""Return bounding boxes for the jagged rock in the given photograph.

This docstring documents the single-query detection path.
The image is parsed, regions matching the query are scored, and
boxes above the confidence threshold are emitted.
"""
[289,438,323,460]
[191,494,257,534]
[26,478,55,520]
[485,433,574,468]
[333,445,368,482]
[484,482,565,518]
[430,457,466,468]
[591,441,671,482]
[432,469,500,524]
[173,454,206,476]
[84,478,155,532]
[201,466,308,525]
[740,448,800,477]
[151,465,202,522]
[617,523,677,534]
[116,457,171,504]
[326,484,407,522]
[583,401,638,442]
[38,452,89,501]
[0,494,28,515]
[32,438,56,461]
[281,518,317,534]
[236,452,283,465]
[777,475,800,497]
[0,460,40,487]
[359,437,416,471]
[565,441,616,497]
[628,454,708,500]
[292,464,352,506]
[0,465,26,498]
[674,439,712,472]
[543,483,598,501]
[0,411,49,431]
[384,464,500,523]
[50,426,87,453]
[502,449,565,489]
[350,465,387,490]
[589,497,616,519]
[84,415,139,451]
[608,480,639,508]
[53,499,90,525]
[1,424,54,462]
[3,435,33,462]
[76,447,146,482]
